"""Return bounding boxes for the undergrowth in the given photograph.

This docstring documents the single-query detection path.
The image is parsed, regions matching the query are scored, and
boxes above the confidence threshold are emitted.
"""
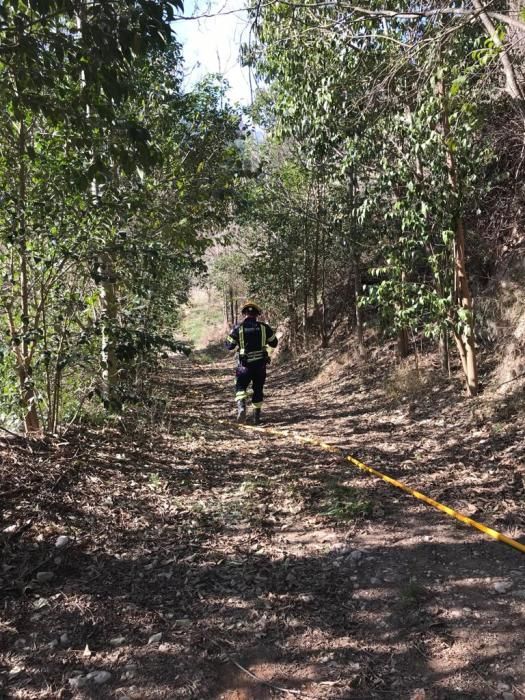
[321,483,373,521]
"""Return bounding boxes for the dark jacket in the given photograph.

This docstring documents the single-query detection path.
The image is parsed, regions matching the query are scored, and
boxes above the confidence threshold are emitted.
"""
[226,317,278,364]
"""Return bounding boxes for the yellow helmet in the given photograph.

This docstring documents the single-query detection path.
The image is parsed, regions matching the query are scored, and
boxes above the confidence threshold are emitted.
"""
[241,299,262,315]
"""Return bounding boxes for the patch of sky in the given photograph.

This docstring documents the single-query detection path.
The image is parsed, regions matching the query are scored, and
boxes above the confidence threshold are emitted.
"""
[173,0,253,107]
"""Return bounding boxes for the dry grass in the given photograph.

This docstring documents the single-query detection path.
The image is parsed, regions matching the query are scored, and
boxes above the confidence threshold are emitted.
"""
[484,264,525,395]
[384,359,442,402]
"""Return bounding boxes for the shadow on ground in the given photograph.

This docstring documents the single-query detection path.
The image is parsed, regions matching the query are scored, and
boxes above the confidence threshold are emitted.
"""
[1,355,524,699]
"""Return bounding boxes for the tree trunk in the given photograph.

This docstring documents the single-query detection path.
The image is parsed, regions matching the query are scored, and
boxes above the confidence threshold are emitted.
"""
[396,270,410,359]
[312,182,320,322]
[438,72,479,395]
[303,221,310,344]
[287,263,299,351]
[353,253,366,358]
[17,119,40,433]
[98,251,119,409]
[51,367,62,435]
[303,279,309,343]
[229,285,234,326]
[288,297,298,353]
[320,220,329,348]
[439,328,450,375]
[49,330,66,434]
[397,328,410,359]
[17,365,40,433]
[452,220,479,396]
[78,5,121,410]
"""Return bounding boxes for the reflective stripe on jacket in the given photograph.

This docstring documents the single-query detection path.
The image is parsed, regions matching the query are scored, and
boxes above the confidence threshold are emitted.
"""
[225,318,278,362]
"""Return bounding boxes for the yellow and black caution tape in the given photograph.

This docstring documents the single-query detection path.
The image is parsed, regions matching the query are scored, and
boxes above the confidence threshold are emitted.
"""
[234,423,525,556]
[183,353,524,555]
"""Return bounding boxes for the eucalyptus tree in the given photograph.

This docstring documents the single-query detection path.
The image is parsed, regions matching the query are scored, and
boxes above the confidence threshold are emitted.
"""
[0,61,241,432]
[234,139,318,349]
[0,2,244,432]
[111,71,242,384]
[245,0,401,353]
[0,1,186,431]
[247,0,508,394]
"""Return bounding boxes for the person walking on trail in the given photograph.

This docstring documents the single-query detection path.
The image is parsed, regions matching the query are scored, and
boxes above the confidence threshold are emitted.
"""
[225,300,278,425]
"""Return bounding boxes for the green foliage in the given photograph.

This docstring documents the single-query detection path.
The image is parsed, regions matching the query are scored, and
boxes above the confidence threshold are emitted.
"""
[239,0,502,378]
[321,483,373,521]
[0,3,242,432]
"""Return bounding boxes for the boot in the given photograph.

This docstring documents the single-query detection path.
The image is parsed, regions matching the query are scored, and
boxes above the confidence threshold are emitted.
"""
[253,407,261,425]
[236,399,246,423]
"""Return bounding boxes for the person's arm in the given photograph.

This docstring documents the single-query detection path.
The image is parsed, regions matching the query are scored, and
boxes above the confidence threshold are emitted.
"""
[225,325,239,350]
[266,324,278,348]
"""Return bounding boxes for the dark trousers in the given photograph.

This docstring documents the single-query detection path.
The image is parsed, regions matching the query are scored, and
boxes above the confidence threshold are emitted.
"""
[235,362,267,407]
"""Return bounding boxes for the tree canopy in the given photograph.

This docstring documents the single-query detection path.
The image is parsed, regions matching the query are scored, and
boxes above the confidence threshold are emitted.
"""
[227,0,525,394]
[0,0,242,432]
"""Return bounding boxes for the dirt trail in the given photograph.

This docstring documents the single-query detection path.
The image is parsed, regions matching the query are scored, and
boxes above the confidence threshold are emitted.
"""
[1,351,524,699]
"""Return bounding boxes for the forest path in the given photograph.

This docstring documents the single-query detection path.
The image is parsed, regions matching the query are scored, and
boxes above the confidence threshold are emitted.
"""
[1,351,524,699]
[180,351,525,700]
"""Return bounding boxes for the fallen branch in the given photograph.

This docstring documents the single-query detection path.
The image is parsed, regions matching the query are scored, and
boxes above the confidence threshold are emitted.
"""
[227,658,306,697]
[0,487,27,498]
[0,424,23,439]
[494,370,525,390]
[211,640,306,697]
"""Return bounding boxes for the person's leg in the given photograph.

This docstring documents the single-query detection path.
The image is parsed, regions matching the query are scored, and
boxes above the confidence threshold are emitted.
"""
[251,363,266,424]
[235,366,251,422]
